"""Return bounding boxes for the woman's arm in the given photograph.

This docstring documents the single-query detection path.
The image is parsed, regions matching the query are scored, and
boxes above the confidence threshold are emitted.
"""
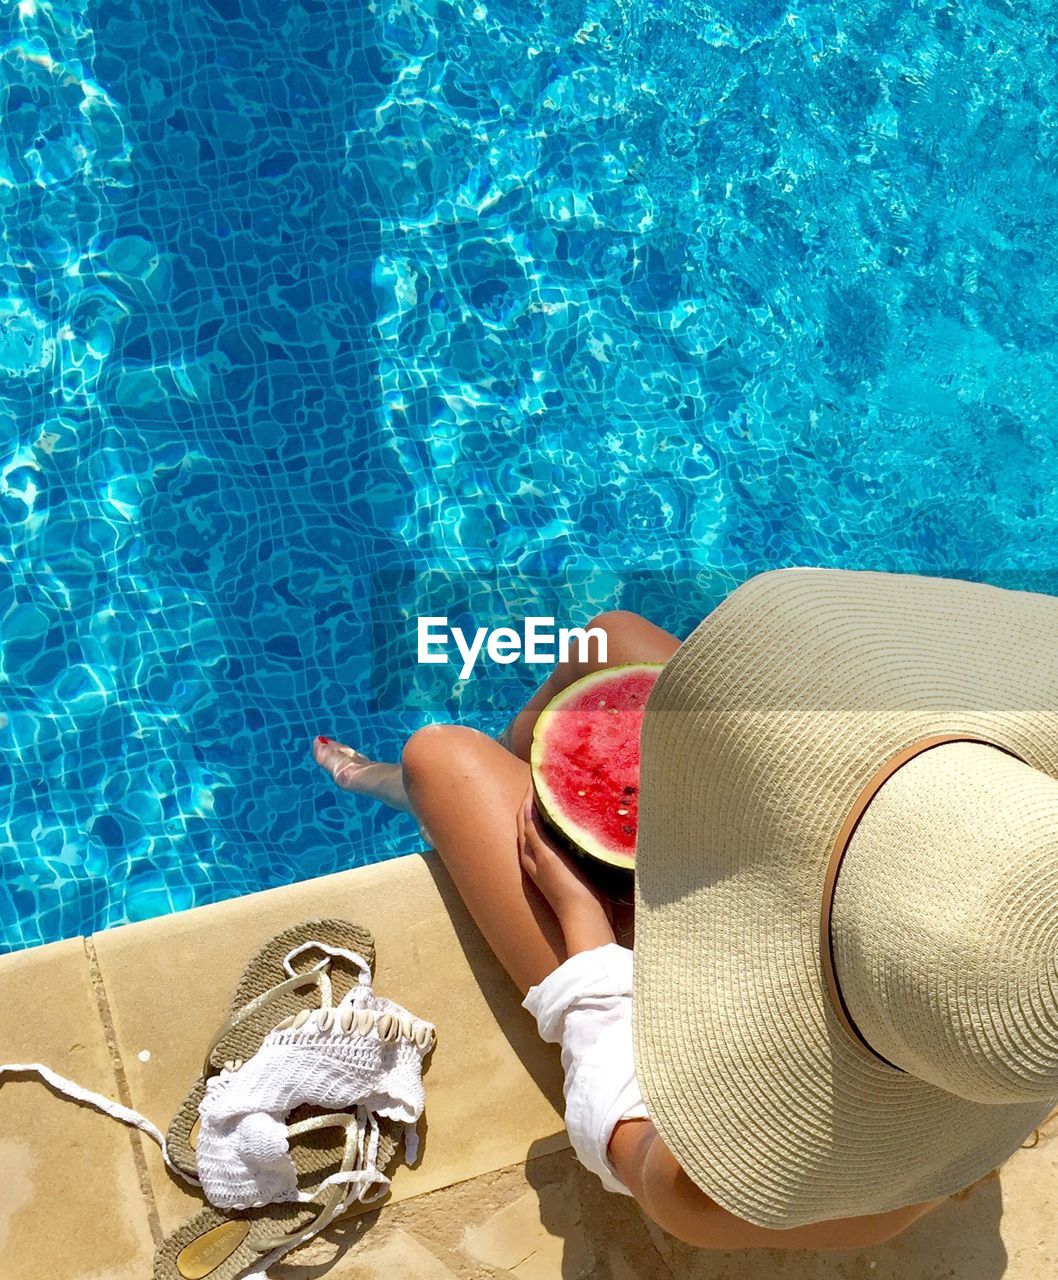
[608,1122,948,1251]
[559,898,617,956]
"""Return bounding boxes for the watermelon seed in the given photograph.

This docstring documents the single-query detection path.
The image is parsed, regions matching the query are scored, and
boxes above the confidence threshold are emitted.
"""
[598,700,606,708]
[623,786,635,795]
[622,824,634,835]
[577,790,586,796]
[617,808,628,816]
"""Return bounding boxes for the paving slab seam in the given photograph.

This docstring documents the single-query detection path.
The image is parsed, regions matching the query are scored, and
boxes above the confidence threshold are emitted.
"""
[84,933,164,1247]
[388,1138,571,1208]
[652,1237,679,1278]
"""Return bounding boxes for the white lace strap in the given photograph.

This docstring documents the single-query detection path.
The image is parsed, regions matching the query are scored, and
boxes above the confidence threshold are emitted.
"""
[287,1107,390,1205]
[283,942,373,986]
[246,1106,387,1265]
[0,1063,200,1186]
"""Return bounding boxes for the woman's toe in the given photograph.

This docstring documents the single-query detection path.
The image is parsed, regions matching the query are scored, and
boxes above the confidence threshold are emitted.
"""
[313,736,367,779]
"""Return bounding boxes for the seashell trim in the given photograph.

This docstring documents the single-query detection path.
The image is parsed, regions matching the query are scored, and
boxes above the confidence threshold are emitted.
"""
[270,1004,435,1050]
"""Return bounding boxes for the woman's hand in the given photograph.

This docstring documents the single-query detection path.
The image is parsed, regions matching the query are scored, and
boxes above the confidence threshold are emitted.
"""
[517,782,614,929]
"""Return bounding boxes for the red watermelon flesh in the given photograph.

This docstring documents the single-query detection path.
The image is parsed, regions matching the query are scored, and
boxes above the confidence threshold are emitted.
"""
[530,663,664,871]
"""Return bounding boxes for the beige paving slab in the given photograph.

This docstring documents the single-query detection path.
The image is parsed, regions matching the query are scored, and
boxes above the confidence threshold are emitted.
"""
[459,1179,595,1279]
[0,937,158,1280]
[91,851,570,1236]
[273,1130,1058,1280]
[278,1121,1058,1280]
[311,1228,461,1279]
[276,1145,674,1280]
[461,1185,583,1270]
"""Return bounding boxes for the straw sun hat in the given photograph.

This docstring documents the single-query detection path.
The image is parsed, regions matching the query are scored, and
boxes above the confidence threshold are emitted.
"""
[631,568,1058,1229]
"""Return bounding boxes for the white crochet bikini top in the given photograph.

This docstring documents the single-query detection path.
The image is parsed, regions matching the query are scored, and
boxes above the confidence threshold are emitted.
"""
[195,941,435,1209]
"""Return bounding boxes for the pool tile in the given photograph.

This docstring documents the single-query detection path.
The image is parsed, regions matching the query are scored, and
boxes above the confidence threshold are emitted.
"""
[90,851,569,1234]
[0,938,157,1280]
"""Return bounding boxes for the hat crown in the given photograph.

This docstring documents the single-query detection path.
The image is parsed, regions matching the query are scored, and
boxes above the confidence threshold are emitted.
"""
[832,742,1058,1103]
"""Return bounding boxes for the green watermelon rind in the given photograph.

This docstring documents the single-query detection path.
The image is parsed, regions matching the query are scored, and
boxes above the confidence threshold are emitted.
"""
[529,662,665,874]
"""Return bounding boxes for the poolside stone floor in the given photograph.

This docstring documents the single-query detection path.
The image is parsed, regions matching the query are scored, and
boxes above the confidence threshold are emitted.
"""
[2,851,1057,1279]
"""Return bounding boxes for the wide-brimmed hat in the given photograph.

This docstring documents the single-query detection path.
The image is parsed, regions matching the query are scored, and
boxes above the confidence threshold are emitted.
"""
[632,568,1058,1229]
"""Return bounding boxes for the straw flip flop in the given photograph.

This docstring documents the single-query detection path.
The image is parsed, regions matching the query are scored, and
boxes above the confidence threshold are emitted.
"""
[154,1102,403,1280]
[165,919,378,1179]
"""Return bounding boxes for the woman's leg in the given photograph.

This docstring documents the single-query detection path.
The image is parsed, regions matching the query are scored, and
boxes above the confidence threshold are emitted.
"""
[313,610,682,795]
[312,610,684,991]
[400,723,568,997]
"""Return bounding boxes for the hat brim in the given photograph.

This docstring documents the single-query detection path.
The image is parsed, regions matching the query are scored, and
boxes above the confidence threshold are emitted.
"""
[631,568,1058,1229]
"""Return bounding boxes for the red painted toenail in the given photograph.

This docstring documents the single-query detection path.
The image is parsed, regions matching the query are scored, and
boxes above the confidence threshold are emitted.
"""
[317,736,330,744]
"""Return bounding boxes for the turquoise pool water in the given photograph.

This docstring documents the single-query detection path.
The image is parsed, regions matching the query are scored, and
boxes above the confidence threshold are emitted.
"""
[3,0,1058,952]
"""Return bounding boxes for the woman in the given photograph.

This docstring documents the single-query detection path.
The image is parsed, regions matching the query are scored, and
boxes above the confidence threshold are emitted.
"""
[313,605,954,1251]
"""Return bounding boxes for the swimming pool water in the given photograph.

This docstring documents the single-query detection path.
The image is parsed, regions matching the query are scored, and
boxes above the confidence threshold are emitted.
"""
[3,0,1058,952]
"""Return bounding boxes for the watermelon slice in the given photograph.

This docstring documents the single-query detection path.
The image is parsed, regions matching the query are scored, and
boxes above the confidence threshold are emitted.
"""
[529,662,664,872]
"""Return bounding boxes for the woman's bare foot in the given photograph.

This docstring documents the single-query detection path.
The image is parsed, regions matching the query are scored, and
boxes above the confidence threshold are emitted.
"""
[313,736,436,846]
[312,736,412,812]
